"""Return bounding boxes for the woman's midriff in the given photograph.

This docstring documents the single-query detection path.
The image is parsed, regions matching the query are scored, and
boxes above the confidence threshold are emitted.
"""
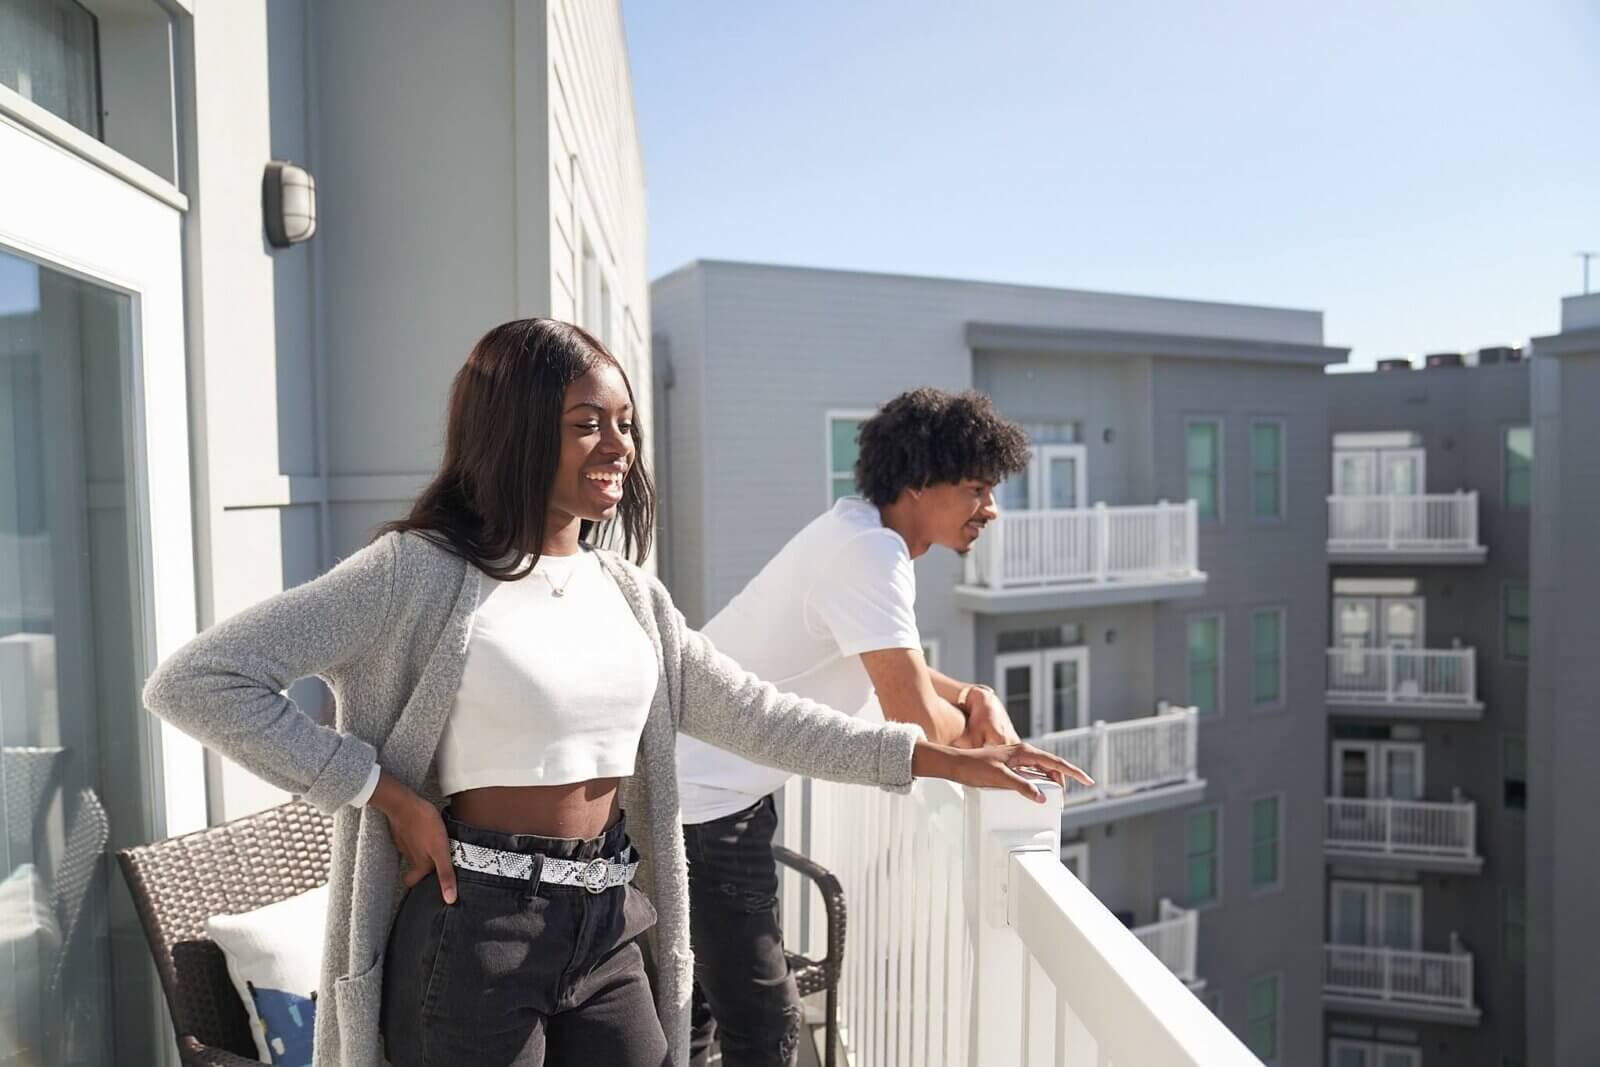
[449,779,623,839]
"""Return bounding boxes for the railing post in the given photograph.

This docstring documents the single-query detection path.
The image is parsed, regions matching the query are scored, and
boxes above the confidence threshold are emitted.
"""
[964,782,1062,1066]
[1094,502,1109,583]
[1386,495,1397,549]
[1092,721,1110,799]
[1185,706,1199,783]
[1383,798,1393,854]
[1382,948,1393,1002]
[1466,801,1476,858]
[1385,647,1397,703]
[1465,648,1476,705]
[1186,498,1199,573]
[991,515,1007,590]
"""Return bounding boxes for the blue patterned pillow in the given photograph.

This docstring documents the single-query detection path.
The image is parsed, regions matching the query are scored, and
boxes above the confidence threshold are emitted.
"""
[207,885,327,1065]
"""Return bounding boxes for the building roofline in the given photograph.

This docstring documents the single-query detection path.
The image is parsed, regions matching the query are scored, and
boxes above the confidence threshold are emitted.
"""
[652,257,1327,324]
[965,321,1349,366]
[1532,325,1600,356]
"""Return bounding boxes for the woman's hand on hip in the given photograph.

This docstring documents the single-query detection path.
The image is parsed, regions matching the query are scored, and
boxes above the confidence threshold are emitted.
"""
[911,740,1094,803]
[370,770,458,904]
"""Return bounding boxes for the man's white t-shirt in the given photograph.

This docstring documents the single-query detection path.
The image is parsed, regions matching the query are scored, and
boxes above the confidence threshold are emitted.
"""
[675,496,922,825]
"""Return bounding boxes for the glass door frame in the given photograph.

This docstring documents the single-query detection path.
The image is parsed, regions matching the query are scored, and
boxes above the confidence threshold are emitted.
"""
[995,646,1090,738]
[1,114,207,838]
[1331,741,1426,799]
[1329,880,1423,950]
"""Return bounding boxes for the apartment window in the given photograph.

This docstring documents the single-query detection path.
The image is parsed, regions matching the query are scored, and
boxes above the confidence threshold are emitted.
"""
[0,0,101,137]
[1504,426,1532,510]
[1246,974,1280,1062]
[920,638,941,671]
[1186,420,1222,519]
[1503,734,1527,810]
[1251,608,1284,707]
[826,413,869,504]
[1503,582,1530,660]
[1187,615,1223,716]
[1250,795,1282,891]
[1503,887,1526,964]
[1185,808,1220,906]
[1251,421,1284,519]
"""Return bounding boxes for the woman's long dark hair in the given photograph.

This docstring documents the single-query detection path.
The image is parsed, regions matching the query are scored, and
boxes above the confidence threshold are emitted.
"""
[382,319,655,579]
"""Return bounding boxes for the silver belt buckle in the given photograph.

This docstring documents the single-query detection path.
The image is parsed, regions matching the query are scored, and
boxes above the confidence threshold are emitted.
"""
[581,858,609,894]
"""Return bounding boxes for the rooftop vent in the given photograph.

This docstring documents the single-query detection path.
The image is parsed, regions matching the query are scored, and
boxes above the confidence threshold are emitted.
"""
[1377,358,1413,372]
[1425,352,1464,369]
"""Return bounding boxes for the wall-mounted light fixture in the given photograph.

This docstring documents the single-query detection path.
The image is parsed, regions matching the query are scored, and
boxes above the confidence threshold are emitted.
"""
[263,160,317,247]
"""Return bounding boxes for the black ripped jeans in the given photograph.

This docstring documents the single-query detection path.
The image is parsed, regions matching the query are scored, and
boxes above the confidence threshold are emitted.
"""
[684,794,804,1067]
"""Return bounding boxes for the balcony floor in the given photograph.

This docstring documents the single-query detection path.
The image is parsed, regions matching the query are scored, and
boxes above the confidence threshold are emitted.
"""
[1322,993,1482,1027]
[1328,546,1487,566]
[1326,698,1484,721]
[955,572,1206,614]
[1324,845,1484,876]
[1062,778,1207,832]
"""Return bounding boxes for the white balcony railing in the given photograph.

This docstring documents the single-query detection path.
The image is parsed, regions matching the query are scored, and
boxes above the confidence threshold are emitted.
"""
[1327,492,1480,553]
[782,778,1262,1066]
[1326,647,1478,706]
[963,501,1200,591]
[1132,899,1201,986]
[1323,943,1476,1012]
[1031,704,1200,808]
[1325,797,1478,859]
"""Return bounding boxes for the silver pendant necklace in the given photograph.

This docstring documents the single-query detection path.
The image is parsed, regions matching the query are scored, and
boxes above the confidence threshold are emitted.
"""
[539,556,580,598]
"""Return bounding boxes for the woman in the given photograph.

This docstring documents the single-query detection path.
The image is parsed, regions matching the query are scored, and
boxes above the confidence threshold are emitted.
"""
[142,319,1083,1067]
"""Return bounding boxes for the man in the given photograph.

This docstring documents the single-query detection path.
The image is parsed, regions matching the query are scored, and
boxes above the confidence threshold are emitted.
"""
[679,387,1044,1066]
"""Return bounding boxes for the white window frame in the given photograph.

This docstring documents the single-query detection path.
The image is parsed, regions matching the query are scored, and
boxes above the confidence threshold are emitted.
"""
[1245,972,1282,1064]
[1186,612,1225,717]
[825,409,874,506]
[1,113,206,837]
[1333,447,1426,497]
[1060,841,1090,887]
[1006,442,1087,511]
[919,637,941,671]
[994,647,1090,737]
[1334,595,1426,650]
[1250,606,1286,710]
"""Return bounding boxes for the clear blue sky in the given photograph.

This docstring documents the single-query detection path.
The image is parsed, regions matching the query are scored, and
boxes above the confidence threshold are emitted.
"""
[622,1,1600,366]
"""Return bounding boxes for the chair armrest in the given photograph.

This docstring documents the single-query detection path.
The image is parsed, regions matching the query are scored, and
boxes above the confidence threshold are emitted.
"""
[772,845,846,986]
[180,1035,269,1067]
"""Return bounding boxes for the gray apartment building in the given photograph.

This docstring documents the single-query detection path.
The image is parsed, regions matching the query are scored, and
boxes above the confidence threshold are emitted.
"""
[1323,353,1532,1067]
[1526,291,1600,1066]
[652,260,1345,1067]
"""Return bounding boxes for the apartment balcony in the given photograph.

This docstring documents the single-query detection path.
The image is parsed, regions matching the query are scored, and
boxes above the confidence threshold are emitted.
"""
[1326,647,1483,720]
[783,779,1264,1066]
[1327,492,1486,564]
[1132,899,1204,991]
[1322,941,1482,1026]
[1324,796,1483,874]
[955,501,1206,613]
[1031,704,1204,831]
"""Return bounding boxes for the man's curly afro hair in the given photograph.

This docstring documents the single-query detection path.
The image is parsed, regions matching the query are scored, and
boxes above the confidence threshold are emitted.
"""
[854,388,1030,508]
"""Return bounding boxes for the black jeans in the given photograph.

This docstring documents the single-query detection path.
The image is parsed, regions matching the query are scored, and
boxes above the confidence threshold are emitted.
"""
[382,811,667,1067]
[684,794,803,1067]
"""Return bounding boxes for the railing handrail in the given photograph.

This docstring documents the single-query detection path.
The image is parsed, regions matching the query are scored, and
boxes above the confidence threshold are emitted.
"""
[1326,795,1475,815]
[1325,943,1471,963]
[996,501,1195,520]
[1326,645,1475,660]
[966,500,1201,590]
[1326,490,1478,503]
[1030,702,1194,748]
[1010,849,1260,1065]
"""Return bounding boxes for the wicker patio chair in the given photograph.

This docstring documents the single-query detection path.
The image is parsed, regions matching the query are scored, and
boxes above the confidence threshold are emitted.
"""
[117,800,334,1067]
[773,845,846,1067]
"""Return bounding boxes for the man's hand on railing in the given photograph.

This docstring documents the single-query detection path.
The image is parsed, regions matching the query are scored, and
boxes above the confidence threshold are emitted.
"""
[954,685,1021,749]
[911,740,1094,803]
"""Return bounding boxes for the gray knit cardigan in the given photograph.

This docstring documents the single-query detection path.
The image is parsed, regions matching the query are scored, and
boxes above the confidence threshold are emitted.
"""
[142,530,921,1067]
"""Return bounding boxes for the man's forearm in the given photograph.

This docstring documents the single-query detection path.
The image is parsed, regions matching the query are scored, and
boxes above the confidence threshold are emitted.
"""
[881,696,967,746]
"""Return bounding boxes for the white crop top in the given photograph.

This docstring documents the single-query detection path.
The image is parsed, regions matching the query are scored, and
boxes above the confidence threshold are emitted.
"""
[434,549,659,795]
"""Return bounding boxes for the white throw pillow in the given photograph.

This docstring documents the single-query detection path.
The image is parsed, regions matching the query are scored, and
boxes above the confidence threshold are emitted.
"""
[206,884,327,1066]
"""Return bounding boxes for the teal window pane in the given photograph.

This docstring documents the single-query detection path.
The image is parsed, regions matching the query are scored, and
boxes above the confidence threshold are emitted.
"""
[829,418,862,476]
[1188,617,1221,714]
[1250,796,1280,888]
[1252,611,1282,705]
[1187,422,1220,518]
[1185,810,1219,905]
[1246,975,1279,1059]
[1251,424,1282,518]
[1505,427,1533,509]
